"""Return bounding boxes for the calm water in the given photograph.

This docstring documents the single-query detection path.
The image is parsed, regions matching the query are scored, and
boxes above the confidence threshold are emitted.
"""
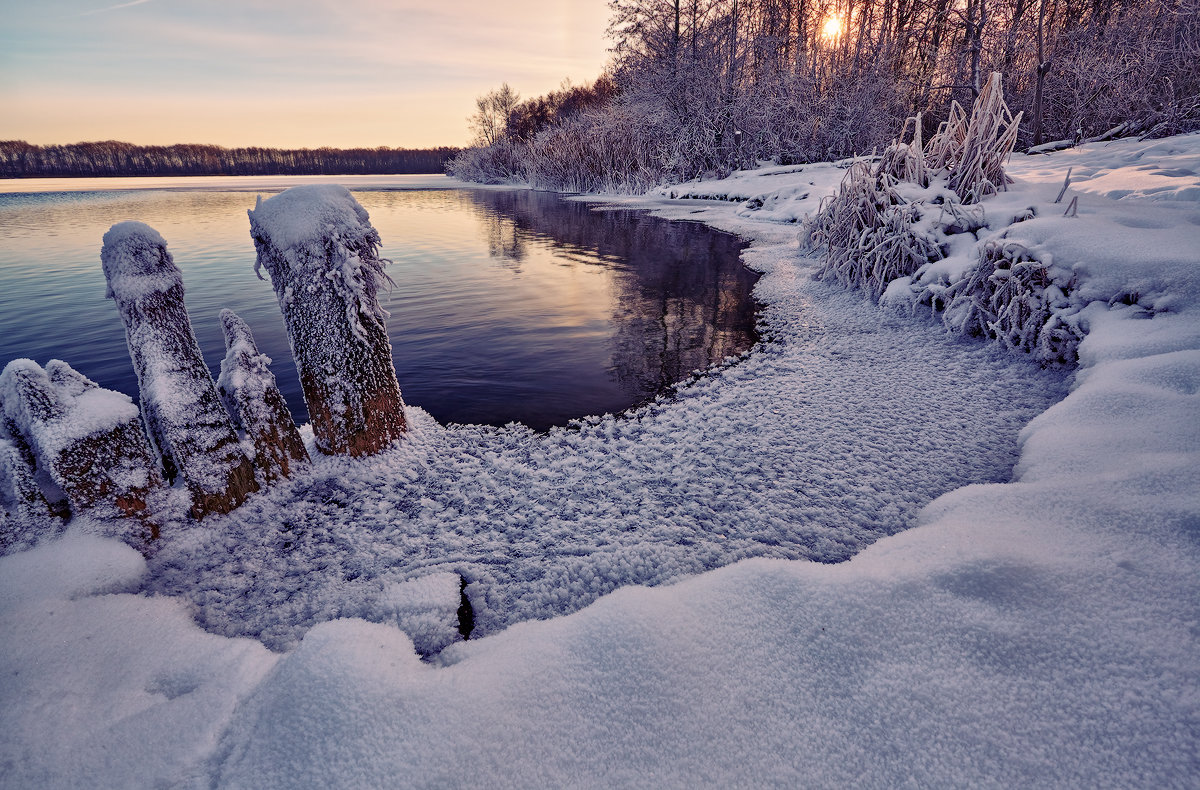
[0,178,757,430]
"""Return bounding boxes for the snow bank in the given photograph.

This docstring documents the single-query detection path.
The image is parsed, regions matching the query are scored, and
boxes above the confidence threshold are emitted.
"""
[0,530,277,789]
[1,134,1198,788]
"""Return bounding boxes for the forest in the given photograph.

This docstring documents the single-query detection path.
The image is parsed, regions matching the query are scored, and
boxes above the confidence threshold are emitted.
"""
[450,0,1200,190]
[0,141,459,178]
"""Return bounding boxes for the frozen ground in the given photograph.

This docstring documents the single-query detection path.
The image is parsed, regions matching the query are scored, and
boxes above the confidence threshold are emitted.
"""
[146,278,1063,650]
[2,134,1199,788]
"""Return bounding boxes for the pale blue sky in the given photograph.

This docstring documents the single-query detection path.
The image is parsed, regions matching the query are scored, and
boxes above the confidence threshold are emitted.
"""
[0,0,612,148]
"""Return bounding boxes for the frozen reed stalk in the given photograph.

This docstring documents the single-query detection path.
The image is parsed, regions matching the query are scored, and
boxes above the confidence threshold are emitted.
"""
[248,185,407,456]
[217,309,309,483]
[101,222,259,519]
[1055,167,1073,203]
[878,114,928,187]
[0,359,162,544]
[944,72,1023,203]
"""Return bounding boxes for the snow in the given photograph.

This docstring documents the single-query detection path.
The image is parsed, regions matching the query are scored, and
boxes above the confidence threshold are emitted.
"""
[2,133,1199,787]
[0,531,277,789]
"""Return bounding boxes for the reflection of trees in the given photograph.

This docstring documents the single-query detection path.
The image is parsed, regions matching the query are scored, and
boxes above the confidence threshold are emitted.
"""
[463,190,759,398]
[482,210,527,268]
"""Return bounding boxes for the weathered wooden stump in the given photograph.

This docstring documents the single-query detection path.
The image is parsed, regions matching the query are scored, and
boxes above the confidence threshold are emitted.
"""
[248,185,406,456]
[0,437,62,553]
[101,221,258,518]
[217,309,309,483]
[0,359,161,544]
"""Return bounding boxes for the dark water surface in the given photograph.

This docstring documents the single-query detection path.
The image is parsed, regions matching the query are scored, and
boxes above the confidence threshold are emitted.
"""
[0,183,757,430]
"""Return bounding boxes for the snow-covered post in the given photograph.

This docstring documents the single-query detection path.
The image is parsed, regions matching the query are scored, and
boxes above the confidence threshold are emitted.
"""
[101,222,259,518]
[217,309,309,483]
[248,186,407,456]
[0,359,162,541]
[0,438,60,553]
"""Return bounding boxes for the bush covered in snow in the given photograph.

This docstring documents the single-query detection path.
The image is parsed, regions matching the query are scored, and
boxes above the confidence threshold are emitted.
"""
[803,74,1084,365]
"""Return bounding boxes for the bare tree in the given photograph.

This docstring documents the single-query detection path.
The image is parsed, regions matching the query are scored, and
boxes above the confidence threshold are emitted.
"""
[469,83,522,147]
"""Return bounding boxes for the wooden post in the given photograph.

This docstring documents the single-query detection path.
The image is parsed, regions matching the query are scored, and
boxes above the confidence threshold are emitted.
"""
[248,185,406,456]
[101,222,258,518]
[217,309,309,483]
[0,437,62,553]
[0,359,161,543]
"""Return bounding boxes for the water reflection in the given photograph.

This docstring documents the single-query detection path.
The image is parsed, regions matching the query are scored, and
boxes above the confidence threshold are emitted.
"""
[460,190,758,399]
[0,185,757,431]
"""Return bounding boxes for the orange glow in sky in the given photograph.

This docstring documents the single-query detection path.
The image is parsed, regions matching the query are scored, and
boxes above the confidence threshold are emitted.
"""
[0,1,612,149]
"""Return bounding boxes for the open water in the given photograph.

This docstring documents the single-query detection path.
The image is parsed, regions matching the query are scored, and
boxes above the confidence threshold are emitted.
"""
[0,176,757,430]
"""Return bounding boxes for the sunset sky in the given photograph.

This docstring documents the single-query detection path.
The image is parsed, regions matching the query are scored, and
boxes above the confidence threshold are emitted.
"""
[0,0,612,149]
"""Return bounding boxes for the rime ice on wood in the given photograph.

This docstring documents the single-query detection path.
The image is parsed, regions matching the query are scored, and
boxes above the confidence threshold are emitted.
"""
[217,309,309,483]
[101,222,258,518]
[0,359,161,542]
[0,438,61,554]
[248,185,406,456]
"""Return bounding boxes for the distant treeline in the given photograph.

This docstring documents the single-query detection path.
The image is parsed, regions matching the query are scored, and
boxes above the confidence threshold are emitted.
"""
[0,141,461,178]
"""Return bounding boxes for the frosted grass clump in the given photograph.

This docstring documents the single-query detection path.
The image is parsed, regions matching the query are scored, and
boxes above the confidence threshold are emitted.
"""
[803,72,1080,364]
[801,161,948,300]
[939,238,1082,361]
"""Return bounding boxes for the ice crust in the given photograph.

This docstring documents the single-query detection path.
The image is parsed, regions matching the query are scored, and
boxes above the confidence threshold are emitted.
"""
[2,134,1198,788]
[146,280,1065,650]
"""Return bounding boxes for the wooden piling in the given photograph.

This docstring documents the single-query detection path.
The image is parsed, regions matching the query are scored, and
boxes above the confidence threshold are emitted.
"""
[101,222,258,518]
[248,185,406,456]
[217,309,309,483]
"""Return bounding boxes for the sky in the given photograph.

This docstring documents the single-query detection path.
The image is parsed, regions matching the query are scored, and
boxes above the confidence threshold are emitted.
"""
[0,0,613,149]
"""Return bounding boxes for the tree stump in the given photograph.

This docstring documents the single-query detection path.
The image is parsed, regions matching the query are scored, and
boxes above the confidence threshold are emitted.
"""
[217,309,309,483]
[101,222,258,518]
[0,359,161,543]
[248,185,406,456]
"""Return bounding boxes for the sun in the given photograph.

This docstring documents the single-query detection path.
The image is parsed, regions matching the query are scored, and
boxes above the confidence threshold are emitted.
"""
[820,15,845,40]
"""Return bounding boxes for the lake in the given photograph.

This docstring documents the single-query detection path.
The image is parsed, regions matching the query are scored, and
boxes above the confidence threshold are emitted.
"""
[0,176,758,431]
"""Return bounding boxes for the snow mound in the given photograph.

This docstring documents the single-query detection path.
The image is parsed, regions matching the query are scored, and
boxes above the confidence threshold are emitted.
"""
[0,530,278,789]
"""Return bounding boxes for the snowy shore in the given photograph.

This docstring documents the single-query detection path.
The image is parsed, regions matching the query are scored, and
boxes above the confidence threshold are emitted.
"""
[2,135,1198,788]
